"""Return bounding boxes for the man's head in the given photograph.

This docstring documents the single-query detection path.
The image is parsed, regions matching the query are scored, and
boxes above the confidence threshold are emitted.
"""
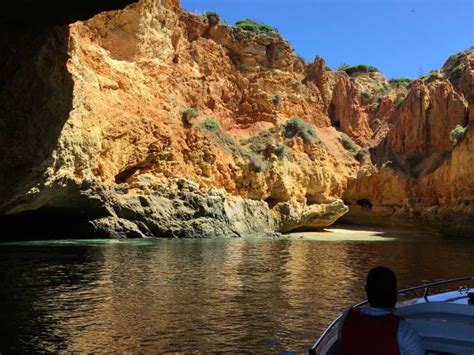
[365,266,397,308]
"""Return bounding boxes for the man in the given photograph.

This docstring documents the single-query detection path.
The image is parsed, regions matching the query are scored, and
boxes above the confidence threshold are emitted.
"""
[339,266,424,355]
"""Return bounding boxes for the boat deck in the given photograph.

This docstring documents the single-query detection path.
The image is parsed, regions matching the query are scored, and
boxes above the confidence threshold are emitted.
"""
[309,277,474,355]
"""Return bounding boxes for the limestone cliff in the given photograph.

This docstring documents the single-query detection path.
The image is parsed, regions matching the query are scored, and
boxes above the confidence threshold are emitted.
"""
[344,52,473,236]
[0,0,472,238]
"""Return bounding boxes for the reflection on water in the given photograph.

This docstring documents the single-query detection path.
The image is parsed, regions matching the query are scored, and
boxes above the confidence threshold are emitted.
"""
[0,233,473,352]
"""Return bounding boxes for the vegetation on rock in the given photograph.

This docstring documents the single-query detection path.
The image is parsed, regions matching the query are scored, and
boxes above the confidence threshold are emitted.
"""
[204,11,220,25]
[355,148,370,162]
[235,19,278,33]
[340,133,361,154]
[343,64,380,76]
[450,125,467,144]
[389,77,412,85]
[284,117,320,144]
[202,117,219,131]
[182,107,198,119]
[371,102,380,112]
[248,155,268,173]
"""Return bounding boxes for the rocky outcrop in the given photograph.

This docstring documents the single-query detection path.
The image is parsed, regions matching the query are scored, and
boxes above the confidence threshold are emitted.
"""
[329,76,372,146]
[385,79,467,172]
[0,0,358,238]
[343,66,472,236]
[0,0,472,238]
[443,50,474,120]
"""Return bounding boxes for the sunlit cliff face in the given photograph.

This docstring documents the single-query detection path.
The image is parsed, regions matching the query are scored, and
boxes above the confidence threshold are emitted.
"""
[0,0,472,238]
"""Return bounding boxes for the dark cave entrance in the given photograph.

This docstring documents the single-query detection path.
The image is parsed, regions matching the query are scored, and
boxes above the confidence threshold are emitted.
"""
[356,199,373,210]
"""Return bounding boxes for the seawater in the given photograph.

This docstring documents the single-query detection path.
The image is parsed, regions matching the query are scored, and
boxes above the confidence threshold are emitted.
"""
[0,229,473,352]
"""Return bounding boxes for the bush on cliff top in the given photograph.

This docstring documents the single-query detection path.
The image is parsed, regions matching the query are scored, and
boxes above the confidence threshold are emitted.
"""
[343,64,380,76]
[389,77,412,85]
[204,11,220,25]
[284,117,320,144]
[235,19,278,33]
[450,125,467,144]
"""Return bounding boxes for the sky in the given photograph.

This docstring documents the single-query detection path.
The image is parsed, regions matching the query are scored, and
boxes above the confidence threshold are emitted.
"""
[180,0,473,79]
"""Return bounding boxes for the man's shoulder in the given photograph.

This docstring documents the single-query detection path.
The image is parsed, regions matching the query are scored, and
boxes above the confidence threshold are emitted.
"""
[397,319,425,355]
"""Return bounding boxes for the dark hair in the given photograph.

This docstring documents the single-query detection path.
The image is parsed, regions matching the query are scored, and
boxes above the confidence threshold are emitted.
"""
[366,266,397,308]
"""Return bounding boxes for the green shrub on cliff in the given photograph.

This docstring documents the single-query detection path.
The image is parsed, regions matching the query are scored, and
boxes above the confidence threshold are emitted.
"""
[248,155,268,173]
[343,64,380,76]
[204,11,220,25]
[202,117,219,131]
[355,148,370,162]
[389,77,412,85]
[450,125,467,144]
[284,117,320,144]
[275,143,286,156]
[274,143,293,160]
[182,108,198,119]
[371,101,380,112]
[340,133,360,154]
[235,19,278,33]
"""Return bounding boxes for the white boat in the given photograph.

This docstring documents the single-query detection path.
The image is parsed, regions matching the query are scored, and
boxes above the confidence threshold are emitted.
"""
[309,276,474,355]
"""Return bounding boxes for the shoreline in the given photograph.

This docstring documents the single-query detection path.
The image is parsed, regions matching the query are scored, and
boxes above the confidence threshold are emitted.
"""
[286,225,441,242]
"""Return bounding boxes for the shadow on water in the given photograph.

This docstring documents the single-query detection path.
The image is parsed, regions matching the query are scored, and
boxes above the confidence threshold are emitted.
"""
[0,235,473,352]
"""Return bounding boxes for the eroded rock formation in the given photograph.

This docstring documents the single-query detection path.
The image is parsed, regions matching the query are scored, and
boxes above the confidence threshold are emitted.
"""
[0,0,472,238]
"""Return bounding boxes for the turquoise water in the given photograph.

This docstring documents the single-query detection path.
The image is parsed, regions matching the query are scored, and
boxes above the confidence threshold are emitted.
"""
[0,232,473,352]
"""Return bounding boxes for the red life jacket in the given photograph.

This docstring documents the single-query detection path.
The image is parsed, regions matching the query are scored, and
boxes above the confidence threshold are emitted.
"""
[340,307,401,355]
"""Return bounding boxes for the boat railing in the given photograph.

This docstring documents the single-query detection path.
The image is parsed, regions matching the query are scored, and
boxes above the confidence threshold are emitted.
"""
[309,276,474,353]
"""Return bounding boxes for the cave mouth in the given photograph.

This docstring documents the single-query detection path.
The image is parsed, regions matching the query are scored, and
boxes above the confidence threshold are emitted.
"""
[264,197,279,209]
[0,207,106,241]
[356,198,373,210]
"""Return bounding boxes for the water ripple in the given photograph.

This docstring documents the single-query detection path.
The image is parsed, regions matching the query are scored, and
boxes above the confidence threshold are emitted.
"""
[0,235,473,352]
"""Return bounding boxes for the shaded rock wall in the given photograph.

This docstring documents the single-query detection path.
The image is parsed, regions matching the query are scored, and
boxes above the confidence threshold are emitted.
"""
[0,27,73,212]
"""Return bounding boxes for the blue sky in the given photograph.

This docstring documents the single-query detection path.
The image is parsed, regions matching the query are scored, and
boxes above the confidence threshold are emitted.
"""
[181,0,473,79]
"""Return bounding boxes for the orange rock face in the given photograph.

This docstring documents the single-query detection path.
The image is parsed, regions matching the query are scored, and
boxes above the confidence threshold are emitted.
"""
[329,76,372,146]
[386,80,467,164]
[344,66,472,236]
[0,0,472,237]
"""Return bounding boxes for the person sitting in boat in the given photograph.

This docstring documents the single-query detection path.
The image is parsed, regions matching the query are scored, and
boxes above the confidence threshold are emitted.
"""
[339,266,424,355]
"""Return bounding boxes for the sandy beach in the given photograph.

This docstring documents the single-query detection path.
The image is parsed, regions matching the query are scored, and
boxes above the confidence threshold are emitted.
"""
[287,225,440,242]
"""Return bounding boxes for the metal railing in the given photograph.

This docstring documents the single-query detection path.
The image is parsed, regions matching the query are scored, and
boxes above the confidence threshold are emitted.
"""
[309,276,474,353]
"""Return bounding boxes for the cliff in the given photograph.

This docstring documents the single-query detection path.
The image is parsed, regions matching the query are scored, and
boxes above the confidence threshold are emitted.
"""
[0,0,472,238]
